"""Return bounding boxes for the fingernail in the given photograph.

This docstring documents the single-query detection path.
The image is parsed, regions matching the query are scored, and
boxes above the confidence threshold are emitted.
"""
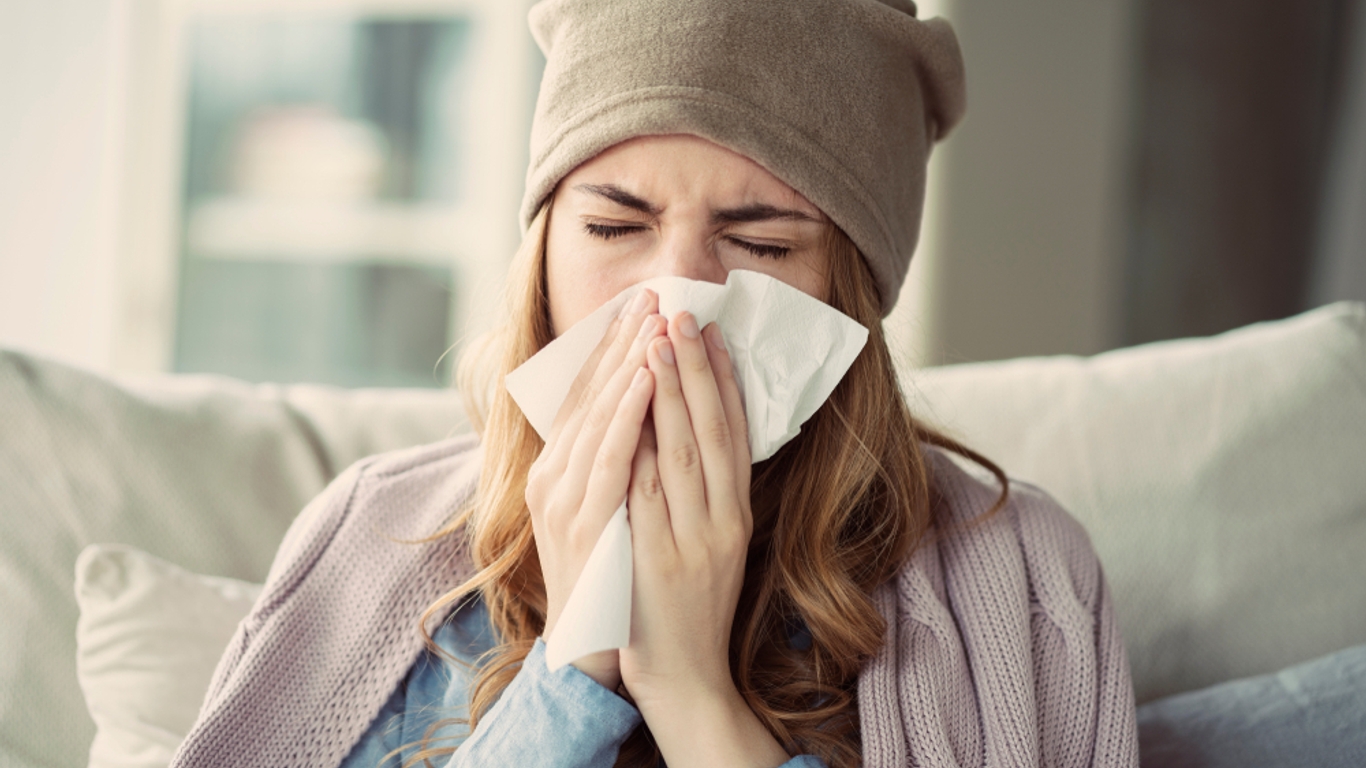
[630,289,651,315]
[656,339,675,365]
[637,315,658,338]
[678,313,700,339]
[632,367,650,389]
[705,324,726,351]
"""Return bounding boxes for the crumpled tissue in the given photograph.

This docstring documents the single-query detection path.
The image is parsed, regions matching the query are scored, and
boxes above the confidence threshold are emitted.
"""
[504,269,869,671]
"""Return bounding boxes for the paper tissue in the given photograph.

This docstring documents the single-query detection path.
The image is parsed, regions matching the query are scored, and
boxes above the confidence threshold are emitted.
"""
[505,269,868,670]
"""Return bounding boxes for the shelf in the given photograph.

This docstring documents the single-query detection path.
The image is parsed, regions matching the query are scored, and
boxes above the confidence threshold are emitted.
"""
[185,196,478,266]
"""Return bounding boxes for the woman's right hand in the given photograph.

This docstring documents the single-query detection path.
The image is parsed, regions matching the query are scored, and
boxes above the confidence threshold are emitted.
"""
[526,288,663,691]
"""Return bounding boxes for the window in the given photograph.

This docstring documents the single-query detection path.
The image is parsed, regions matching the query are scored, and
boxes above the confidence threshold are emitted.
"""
[117,0,539,385]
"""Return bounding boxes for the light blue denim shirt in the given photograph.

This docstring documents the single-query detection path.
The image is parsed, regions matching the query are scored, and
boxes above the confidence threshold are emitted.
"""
[340,596,827,768]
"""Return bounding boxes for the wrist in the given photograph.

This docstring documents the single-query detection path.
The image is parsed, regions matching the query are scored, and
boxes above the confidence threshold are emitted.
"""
[568,648,622,692]
[638,682,790,768]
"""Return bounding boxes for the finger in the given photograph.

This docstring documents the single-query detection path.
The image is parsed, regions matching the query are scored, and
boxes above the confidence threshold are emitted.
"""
[646,334,709,533]
[628,421,674,553]
[703,323,751,491]
[668,312,740,520]
[545,290,662,478]
[547,314,620,444]
[578,367,655,534]
[555,311,665,506]
[548,289,658,447]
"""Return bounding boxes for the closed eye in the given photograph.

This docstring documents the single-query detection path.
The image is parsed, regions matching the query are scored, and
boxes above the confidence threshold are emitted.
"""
[726,237,791,259]
[584,222,646,240]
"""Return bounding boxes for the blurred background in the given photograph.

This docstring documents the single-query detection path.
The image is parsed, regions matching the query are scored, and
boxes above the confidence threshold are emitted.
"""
[1,0,1363,387]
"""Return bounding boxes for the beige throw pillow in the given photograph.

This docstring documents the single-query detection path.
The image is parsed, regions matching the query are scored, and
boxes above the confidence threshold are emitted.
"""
[74,544,261,768]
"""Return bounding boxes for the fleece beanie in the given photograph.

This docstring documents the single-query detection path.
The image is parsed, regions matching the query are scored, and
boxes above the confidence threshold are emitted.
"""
[520,0,967,316]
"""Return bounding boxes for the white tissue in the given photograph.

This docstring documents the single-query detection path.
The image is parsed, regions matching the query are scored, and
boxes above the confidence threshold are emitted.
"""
[504,269,868,671]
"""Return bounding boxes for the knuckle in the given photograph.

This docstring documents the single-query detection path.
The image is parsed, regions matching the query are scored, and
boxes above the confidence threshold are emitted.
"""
[525,484,545,512]
[634,469,665,501]
[721,517,750,548]
[703,536,744,571]
[568,519,597,551]
[684,352,711,374]
[525,467,548,509]
[593,443,626,473]
[651,549,681,576]
[582,400,613,435]
[670,442,700,472]
[713,357,735,380]
[703,417,732,449]
[656,368,682,395]
[694,547,721,574]
[574,385,597,416]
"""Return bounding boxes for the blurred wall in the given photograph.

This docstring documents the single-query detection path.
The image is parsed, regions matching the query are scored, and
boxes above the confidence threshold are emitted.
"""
[1123,0,1352,346]
[1311,1,1366,308]
[0,0,126,371]
[892,0,1139,366]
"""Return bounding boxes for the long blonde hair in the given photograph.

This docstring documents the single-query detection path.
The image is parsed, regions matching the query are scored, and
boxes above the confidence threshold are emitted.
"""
[400,198,1007,767]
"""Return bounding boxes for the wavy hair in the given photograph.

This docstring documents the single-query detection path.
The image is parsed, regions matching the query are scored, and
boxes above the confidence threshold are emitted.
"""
[396,198,1007,767]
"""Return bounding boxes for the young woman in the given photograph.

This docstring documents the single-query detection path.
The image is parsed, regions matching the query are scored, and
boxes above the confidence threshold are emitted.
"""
[172,1,1139,766]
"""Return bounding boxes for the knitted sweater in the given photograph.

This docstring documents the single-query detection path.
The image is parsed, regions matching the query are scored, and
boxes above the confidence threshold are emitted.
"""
[170,434,1139,767]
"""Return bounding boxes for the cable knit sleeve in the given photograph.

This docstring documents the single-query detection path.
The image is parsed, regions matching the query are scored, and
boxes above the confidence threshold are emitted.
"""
[1012,480,1140,767]
[172,435,483,768]
[857,449,1139,768]
[195,456,373,715]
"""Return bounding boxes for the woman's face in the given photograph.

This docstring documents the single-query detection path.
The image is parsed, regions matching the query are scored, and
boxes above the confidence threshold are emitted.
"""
[544,134,831,334]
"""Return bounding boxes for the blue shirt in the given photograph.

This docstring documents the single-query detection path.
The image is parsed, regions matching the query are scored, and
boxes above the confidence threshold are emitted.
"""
[340,595,827,767]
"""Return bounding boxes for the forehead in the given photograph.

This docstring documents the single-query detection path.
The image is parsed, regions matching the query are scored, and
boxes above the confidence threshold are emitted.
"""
[560,134,825,217]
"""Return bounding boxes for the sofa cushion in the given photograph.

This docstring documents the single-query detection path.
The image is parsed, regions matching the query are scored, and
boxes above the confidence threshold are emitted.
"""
[0,351,465,768]
[909,301,1366,703]
[1136,642,1366,768]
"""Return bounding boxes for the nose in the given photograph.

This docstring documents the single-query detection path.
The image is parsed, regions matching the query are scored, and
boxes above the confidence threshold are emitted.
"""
[653,226,728,284]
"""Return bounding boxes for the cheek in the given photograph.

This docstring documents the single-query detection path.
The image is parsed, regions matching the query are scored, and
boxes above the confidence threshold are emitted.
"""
[726,251,829,303]
[545,232,640,335]
[786,247,833,303]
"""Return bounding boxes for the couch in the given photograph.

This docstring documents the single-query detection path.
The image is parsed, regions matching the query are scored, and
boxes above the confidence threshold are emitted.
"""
[3,301,1364,767]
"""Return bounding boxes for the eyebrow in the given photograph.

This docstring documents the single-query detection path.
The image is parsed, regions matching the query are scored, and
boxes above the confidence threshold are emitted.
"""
[574,184,662,216]
[710,203,820,226]
[574,183,820,225]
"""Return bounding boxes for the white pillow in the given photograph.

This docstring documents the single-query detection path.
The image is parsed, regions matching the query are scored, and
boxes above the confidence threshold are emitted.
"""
[74,544,261,768]
[910,301,1366,703]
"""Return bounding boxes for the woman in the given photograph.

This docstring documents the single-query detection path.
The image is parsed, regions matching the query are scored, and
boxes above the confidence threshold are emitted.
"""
[172,0,1139,766]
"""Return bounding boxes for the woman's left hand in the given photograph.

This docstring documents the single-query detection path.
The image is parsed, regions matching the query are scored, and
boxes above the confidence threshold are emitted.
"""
[622,311,790,768]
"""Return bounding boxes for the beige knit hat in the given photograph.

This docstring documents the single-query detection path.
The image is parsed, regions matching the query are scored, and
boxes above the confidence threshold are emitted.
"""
[521,0,966,316]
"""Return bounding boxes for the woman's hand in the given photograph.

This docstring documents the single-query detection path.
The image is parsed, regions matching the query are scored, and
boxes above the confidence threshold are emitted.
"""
[623,312,792,768]
[526,289,663,691]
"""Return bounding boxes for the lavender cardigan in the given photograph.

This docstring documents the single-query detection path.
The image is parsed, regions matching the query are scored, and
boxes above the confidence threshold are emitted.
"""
[170,435,1139,767]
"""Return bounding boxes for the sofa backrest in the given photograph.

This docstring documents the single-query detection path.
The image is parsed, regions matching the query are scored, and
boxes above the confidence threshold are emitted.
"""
[3,301,1364,765]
